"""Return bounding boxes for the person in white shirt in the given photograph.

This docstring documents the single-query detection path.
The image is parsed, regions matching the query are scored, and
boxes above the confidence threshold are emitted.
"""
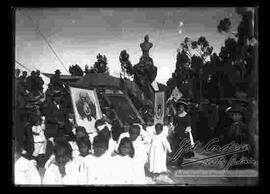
[74,136,92,184]
[110,137,137,185]
[96,124,117,156]
[44,126,90,170]
[116,122,131,149]
[82,135,113,185]
[149,123,172,181]
[32,115,47,158]
[14,145,41,185]
[69,126,89,159]
[42,141,80,185]
[129,124,148,184]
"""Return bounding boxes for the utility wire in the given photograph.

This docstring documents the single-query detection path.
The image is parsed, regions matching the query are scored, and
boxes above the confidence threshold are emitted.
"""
[25,12,69,74]
[15,60,33,72]
[15,60,49,86]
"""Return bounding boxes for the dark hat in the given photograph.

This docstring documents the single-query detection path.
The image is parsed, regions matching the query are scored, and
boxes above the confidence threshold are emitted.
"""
[176,98,188,110]
[55,69,61,74]
[95,118,107,129]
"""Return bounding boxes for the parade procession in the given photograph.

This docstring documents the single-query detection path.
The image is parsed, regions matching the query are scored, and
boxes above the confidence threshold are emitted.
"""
[13,7,258,186]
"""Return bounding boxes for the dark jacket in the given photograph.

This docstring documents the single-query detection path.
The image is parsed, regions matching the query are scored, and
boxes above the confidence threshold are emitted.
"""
[173,113,191,138]
[44,101,65,138]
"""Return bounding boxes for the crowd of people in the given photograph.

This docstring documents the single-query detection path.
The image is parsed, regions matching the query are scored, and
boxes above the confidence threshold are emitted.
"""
[15,69,45,101]
[13,68,256,185]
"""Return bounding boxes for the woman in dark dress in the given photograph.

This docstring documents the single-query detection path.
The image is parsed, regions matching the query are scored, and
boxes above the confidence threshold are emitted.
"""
[172,98,194,168]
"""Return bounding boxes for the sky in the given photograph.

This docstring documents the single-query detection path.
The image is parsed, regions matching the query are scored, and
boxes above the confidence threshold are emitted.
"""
[15,8,242,85]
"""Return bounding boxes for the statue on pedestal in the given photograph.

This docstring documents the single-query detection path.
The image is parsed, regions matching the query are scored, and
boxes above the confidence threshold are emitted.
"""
[133,35,157,100]
[140,35,153,57]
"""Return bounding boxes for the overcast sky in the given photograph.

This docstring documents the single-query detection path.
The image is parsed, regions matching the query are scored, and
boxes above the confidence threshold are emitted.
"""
[15,8,241,84]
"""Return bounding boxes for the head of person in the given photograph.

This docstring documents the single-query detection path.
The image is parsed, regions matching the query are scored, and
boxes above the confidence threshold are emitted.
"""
[36,70,40,76]
[68,113,75,125]
[98,126,111,141]
[31,71,36,77]
[123,122,130,133]
[176,100,188,114]
[53,141,72,168]
[15,69,20,78]
[231,111,244,122]
[145,116,153,126]
[93,135,108,157]
[164,116,170,126]
[144,35,149,42]
[95,119,107,132]
[55,69,61,76]
[75,126,88,140]
[129,124,141,141]
[227,105,245,123]
[118,137,134,158]
[22,71,27,77]
[155,123,163,135]
[77,136,91,157]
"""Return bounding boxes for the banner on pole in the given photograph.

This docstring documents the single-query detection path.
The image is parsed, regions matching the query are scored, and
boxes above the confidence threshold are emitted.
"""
[154,91,165,125]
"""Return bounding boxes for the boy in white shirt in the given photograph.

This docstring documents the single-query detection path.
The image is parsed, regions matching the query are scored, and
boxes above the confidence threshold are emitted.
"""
[14,145,41,185]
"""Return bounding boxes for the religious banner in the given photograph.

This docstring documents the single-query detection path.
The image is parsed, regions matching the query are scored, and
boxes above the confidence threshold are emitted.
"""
[154,91,165,125]
[69,86,102,134]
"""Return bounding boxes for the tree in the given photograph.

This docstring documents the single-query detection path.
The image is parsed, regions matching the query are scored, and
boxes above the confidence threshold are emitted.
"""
[88,54,110,74]
[69,64,84,76]
[217,7,258,98]
[217,18,232,33]
[191,36,213,63]
[84,64,90,74]
[119,50,133,78]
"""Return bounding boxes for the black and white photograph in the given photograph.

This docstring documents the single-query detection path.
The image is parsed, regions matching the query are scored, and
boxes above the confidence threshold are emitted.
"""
[13,7,258,186]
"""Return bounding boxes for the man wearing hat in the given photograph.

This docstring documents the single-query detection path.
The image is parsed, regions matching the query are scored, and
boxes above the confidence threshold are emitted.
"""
[171,98,194,168]
[225,104,248,145]
[222,104,253,169]
[43,90,65,141]
[50,69,62,90]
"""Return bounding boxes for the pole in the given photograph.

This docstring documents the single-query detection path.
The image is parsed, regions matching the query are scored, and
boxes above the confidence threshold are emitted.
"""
[199,69,203,102]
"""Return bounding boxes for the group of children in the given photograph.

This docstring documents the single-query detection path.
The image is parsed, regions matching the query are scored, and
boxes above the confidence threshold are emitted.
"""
[14,115,173,185]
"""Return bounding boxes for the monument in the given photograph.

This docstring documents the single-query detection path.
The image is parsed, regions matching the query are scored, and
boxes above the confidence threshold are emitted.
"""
[133,35,157,100]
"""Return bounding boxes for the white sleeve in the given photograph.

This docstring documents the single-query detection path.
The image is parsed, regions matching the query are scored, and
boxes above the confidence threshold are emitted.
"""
[162,138,172,153]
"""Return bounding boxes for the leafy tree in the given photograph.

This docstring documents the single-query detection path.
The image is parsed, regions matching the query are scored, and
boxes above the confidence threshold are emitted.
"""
[191,36,213,63]
[84,64,90,74]
[217,18,232,33]
[69,64,84,76]
[119,50,133,78]
[88,54,110,74]
[217,7,258,98]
